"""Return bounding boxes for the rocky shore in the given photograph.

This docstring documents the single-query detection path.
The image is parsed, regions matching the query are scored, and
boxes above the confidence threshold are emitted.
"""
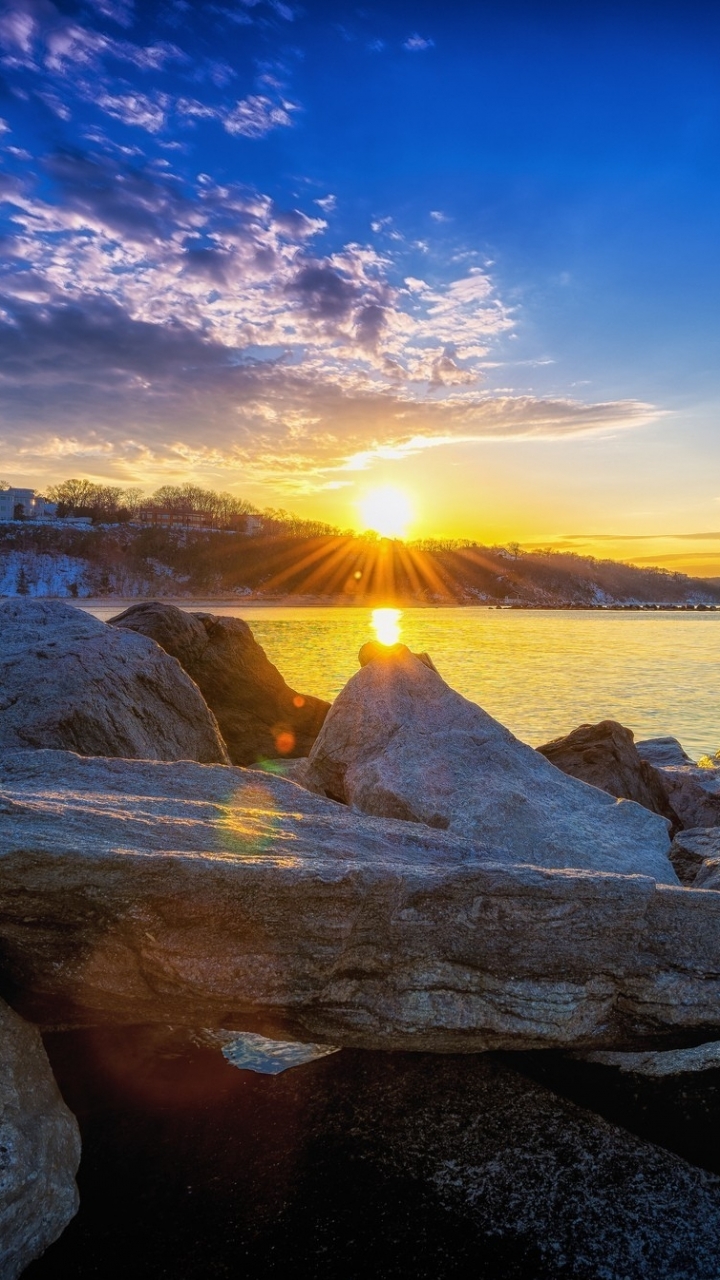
[4,598,720,1276]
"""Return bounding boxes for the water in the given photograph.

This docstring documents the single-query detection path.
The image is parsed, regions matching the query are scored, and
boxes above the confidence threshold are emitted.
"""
[86,604,720,760]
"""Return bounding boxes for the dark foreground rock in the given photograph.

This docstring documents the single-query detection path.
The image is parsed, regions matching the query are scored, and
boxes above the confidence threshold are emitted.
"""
[0,998,80,1278]
[24,1031,720,1280]
[0,599,228,764]
[1,749,719,1051]
[299,644,675,881]
[110,601,330,764]
[537,718,679,830]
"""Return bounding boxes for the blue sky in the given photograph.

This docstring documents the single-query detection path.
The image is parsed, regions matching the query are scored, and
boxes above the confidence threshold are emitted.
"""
[1,0,719,568]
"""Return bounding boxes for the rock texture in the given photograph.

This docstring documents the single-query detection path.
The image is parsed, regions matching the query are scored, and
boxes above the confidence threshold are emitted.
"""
[636,736,695,768]
[0,599,229,764]
[110,601,329,765]
[0,998,80,1278]
[637,738,720,830]
[300,644,675,882]
[1,749,719,1052]
[537,719,679,831]
[669,828,720,884]
[320,1052,720,1280]
[580,1040,720,1077]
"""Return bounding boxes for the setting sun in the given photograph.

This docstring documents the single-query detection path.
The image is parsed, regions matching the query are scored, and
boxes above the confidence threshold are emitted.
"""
[359,487,413,539]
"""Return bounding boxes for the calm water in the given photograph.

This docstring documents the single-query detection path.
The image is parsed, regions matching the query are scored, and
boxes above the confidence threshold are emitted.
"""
[86,604,720,760]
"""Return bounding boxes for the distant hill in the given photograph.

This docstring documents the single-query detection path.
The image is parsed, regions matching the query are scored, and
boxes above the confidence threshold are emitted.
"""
[1,522,719,607]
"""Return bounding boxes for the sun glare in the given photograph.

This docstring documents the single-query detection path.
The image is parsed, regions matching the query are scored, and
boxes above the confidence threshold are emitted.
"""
[359,486,413,539]
[372,607,402,646]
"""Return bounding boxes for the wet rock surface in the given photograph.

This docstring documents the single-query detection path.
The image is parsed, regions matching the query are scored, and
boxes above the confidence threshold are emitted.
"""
[0,999,80,1279]
[110,601,329,765]
[0,599,228,764]
[1,748,720,1052]
[537,718,679,830]
[23,1028,720,1280]
[301,644,676,881]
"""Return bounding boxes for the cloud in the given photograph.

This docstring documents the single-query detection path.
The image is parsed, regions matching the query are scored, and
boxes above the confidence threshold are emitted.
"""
[0,285,659,493]
[95,90,169,133]
[0,133,661,493]
[403,33,434,51]
[0,0,297,143]
[85,0,135,28]
[221,92,297,137]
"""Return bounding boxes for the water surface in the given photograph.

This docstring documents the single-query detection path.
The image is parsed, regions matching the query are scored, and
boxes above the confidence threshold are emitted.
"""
[87,605,720,759]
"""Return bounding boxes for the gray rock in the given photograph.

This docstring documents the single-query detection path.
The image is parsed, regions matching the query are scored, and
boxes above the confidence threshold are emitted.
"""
[0,599,229,764]
[579,1040,720,1077]
[0,998,80,1278]
[1,749,719,1052]
[636,736,695,768]
[693,858,720,890]
[648,763,720,831]
[323,1052,720,1280]
[300,644,676,882]
[537,719,679,831]
[634,737,720,829]
[110,601,329,765]
[670,828,720,884]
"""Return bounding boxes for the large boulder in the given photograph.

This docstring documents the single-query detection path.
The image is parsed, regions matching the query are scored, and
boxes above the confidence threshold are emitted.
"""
[0,600,229,764]
[299,645,675,882]
[1,748,719,1052]
[0,998,80,1278]
[110,602,329,765]
[537,719,680,831]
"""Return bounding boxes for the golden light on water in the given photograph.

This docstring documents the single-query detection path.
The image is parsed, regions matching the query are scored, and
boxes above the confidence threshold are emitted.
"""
[359,486,413,539]
[372,607,402,646]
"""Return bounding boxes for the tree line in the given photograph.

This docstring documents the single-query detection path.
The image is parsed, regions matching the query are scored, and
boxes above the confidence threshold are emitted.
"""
[39,479,342,538]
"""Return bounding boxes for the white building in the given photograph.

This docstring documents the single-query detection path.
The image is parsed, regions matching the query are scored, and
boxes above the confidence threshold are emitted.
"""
[0,489,57,521]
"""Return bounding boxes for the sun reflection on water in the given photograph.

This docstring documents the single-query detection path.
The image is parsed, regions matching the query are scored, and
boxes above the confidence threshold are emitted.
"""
[372,607,402,646]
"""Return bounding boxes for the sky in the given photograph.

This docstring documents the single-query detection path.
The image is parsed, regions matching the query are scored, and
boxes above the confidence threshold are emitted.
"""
[1,0,720,572]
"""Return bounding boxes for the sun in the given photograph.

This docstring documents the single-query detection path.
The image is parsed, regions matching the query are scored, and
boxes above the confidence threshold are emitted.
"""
[359,486,413,539]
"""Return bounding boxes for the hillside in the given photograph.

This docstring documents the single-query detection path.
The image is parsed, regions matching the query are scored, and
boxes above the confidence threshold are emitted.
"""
[1,522,718,607]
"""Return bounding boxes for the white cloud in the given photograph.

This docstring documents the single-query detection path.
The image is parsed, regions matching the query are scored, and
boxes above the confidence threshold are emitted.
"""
[95,91,169,133]
[222,93,298,137]
[403,33,434,51]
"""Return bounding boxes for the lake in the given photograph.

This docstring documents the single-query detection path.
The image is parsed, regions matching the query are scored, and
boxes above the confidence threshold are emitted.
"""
[85,604,720,761]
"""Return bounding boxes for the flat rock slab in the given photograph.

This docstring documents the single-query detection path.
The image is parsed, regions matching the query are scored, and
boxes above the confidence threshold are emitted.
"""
[1,750,720,1052]
[580,1040,720,1077]
[0,599,228,764]
[0,998,80,1279]
[300,646,676,883]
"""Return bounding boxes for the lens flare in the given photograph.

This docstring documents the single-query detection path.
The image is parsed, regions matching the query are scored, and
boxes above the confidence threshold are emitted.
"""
[372,607,402,646]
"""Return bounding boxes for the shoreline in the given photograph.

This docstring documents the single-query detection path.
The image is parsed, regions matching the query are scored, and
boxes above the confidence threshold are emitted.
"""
[55,596,720,611]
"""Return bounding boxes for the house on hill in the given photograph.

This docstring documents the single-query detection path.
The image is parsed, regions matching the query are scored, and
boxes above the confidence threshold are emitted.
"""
[0,488,57,522]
